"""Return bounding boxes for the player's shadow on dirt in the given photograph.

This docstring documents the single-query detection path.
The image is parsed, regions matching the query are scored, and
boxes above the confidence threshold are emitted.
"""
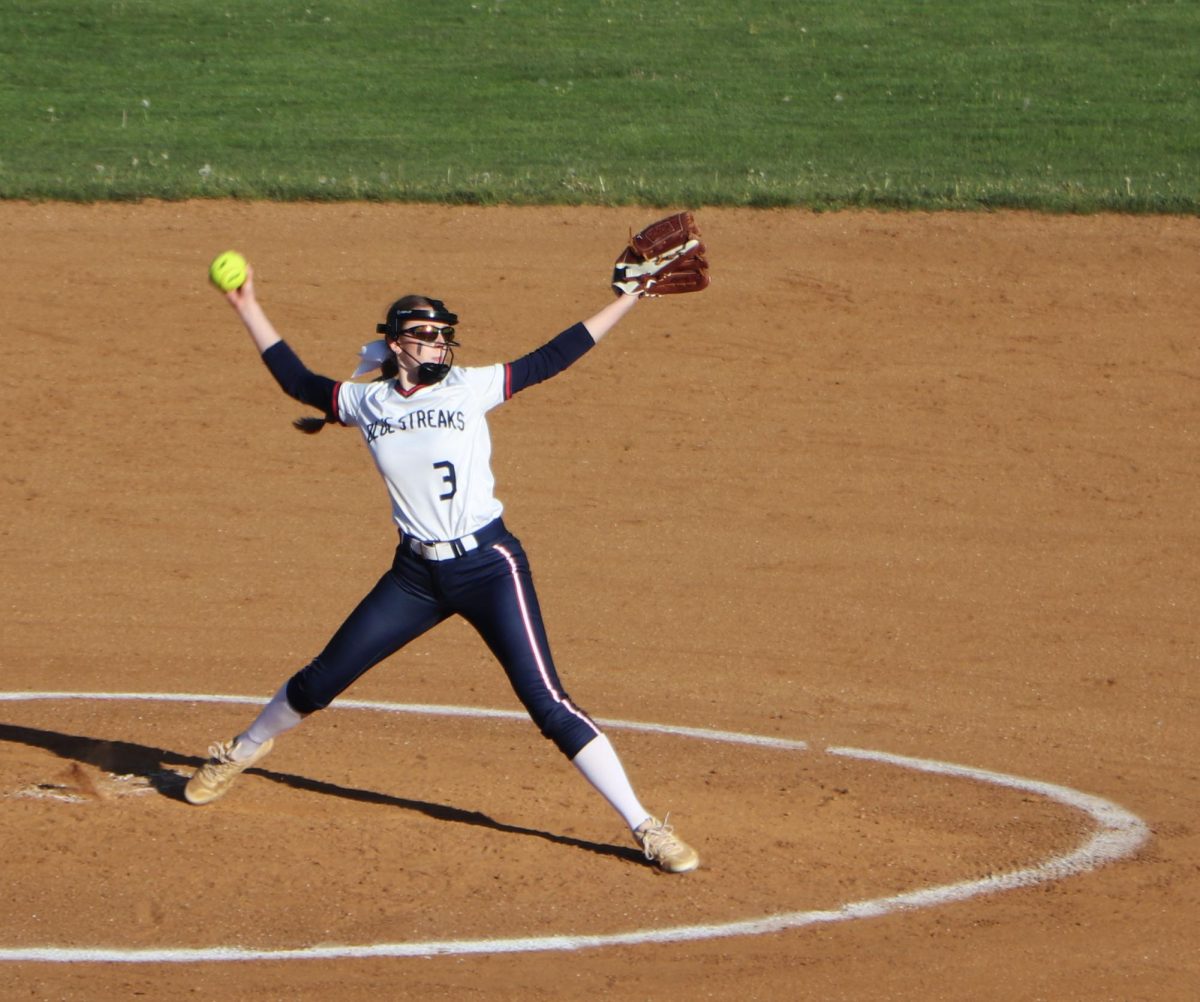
[0,722,644,865]
[0,722,193,796]
[262,767,644,863]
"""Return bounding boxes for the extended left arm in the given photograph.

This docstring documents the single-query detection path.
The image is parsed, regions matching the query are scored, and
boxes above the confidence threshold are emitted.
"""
[504,292,640,398]
[582,291,640,343]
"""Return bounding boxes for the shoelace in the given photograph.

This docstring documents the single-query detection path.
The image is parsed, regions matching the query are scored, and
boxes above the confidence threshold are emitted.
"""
[204,740,238,767]
[639,816,683,860]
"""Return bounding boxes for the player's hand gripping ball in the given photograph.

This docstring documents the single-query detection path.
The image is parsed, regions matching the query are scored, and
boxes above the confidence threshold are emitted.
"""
[209,250,248,292]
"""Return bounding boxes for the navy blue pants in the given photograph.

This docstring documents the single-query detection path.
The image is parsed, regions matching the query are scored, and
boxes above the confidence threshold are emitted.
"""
[285,520,602,759]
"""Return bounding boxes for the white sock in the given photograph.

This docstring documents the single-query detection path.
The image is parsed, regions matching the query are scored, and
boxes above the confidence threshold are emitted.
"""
[571,734,652,831]
[231,683,305,761]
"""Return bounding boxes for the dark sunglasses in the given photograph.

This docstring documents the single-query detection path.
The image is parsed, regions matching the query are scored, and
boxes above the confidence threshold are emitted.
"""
[401,324,459,345]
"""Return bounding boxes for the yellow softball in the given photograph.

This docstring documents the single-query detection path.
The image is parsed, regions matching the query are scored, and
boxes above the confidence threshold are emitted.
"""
[209,250,247,292]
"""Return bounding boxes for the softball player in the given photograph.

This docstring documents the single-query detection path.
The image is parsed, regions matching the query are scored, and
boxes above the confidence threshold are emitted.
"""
[184,265,699,873]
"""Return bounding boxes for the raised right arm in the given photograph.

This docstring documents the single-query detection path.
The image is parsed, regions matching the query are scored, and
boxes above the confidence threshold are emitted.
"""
[224,266,282,355]
[223,267,337,413]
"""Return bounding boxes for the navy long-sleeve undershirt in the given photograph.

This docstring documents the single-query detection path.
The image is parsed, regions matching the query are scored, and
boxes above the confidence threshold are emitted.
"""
[503,322,594,398]
[259,322,596,413]
[260,341,337,411]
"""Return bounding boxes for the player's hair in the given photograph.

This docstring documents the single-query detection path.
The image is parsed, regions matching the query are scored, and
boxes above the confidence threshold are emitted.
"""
[292,294,447,434]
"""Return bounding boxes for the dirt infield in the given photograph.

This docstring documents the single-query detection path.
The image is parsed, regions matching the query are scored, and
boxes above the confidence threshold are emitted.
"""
[1,202,1197,1000]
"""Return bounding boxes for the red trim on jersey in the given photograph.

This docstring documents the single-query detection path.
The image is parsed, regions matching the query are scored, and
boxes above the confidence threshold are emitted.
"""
[331,381,344,423]
[504,362,513,400]
[393,380,428,399]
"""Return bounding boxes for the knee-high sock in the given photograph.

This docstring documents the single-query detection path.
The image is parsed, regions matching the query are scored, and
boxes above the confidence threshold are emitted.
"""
[571,733,651,830]
[231,683,305,761]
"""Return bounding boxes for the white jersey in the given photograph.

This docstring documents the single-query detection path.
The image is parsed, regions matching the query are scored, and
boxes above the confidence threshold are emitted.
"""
[336,365,507,541]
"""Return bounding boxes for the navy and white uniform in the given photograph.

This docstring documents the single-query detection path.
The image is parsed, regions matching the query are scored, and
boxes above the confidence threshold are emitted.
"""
[260,323,602,758]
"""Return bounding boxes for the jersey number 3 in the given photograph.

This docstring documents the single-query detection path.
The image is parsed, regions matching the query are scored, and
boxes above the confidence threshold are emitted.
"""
[433,460,457,501]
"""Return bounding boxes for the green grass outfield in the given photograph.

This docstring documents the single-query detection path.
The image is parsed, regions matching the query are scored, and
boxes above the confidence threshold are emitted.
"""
[1,0,1197,210]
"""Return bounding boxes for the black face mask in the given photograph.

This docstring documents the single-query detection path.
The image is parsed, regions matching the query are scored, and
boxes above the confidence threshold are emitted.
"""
[392,340,455,385]
[378,305,461,386]
[415,359,451,385]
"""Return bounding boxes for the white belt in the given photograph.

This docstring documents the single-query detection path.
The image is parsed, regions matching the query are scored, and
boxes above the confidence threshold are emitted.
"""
[404,532,480,561]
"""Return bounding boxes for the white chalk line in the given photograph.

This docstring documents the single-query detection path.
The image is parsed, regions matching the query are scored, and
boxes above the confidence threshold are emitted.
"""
[0,691,1149,964]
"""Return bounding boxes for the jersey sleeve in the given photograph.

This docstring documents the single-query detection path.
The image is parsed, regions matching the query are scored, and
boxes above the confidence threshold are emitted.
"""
[503,322,595,398]
[335,380,369,426]
[460,364,508,412]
